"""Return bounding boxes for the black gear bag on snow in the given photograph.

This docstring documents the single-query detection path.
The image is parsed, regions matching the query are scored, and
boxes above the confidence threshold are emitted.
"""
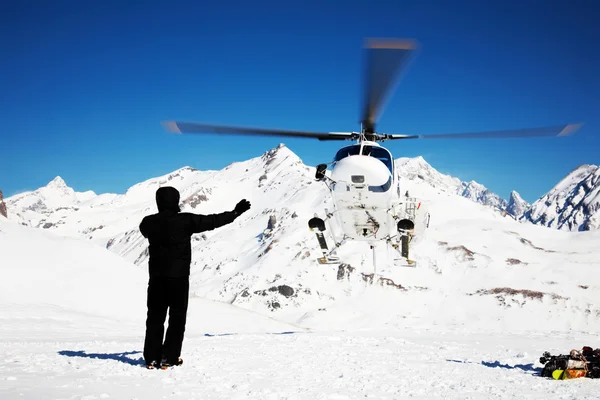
[539,346,600,379]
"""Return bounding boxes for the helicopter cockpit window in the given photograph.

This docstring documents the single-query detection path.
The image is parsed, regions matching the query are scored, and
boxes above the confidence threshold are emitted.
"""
[333,145,361,163]
[333,145,393,173]
[362,146,393,173]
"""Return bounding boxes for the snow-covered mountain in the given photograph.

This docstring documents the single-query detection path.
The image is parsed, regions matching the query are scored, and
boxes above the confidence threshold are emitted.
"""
[8,153,515,237]
[521,164,600,231]
[6,176,96,228]
[506,190,530,219]
[3,146,600,399]
[5,144,600,329]
[396,156,508,209]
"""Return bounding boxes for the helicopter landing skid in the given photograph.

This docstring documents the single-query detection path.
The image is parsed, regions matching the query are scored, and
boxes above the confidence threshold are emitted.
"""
[308,214,343,264]
[389,232,417,268]
[393,257,417,268]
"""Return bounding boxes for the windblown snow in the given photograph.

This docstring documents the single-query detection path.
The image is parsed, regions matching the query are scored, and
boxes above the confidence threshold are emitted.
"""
[2,144,599,399]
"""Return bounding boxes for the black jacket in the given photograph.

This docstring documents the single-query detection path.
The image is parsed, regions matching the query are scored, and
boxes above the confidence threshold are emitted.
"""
[140,187,238,278]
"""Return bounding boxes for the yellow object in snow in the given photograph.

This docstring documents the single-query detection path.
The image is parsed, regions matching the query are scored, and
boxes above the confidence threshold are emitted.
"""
[552,370,564,380]
[552,369,587,380]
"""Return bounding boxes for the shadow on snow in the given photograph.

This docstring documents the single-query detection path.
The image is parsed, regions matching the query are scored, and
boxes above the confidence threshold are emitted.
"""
[58,332,300,366]
[203,331,299,337]
[447,359,542,375]
[58,350,144,366]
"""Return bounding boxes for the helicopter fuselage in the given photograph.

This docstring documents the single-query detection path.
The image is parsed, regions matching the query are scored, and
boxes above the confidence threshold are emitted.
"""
[328,141,403,242]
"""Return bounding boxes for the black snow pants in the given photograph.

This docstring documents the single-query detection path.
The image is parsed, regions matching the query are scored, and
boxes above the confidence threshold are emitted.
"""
[143,276,189,364]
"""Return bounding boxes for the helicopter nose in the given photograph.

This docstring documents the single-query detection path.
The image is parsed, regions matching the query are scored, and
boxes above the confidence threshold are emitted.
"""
[332,155,391,187]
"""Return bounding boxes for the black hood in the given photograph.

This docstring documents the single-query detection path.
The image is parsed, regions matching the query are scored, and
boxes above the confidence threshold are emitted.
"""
[156,186,181,213]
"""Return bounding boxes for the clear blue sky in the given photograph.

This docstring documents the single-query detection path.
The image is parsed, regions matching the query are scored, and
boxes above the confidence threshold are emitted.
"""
[2,0,598,203]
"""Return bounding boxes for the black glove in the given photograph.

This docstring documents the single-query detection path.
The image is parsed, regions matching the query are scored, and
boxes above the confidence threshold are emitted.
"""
[234,199,251,215]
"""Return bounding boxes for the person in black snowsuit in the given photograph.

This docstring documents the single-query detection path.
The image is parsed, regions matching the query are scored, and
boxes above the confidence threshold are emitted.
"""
[139,186,251,369]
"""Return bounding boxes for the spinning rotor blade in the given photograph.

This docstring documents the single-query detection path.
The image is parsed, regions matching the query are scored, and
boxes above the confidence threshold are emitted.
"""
[163,121,353,141]
[382,123,583,140]
[361,38,418,131]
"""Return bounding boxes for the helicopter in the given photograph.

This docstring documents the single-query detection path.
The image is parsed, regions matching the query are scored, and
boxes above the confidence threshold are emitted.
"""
[162,38,582,269]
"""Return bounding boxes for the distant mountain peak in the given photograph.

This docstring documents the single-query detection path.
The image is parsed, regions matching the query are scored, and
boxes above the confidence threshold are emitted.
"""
[395,156,508,209]
[8,149,600,234]
[506,190,530,218]
[521,163,600,231]
[177,166,199,173]
[396,155,431,168]
[261,143,302,167]
[573,164,598,173]
[46,176,68,189]
[508,191,524,204]
[264,143,289,156]
[460,181,507,209]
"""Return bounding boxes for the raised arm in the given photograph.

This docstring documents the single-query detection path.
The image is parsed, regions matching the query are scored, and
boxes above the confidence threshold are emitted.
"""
[189,199,251,234]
